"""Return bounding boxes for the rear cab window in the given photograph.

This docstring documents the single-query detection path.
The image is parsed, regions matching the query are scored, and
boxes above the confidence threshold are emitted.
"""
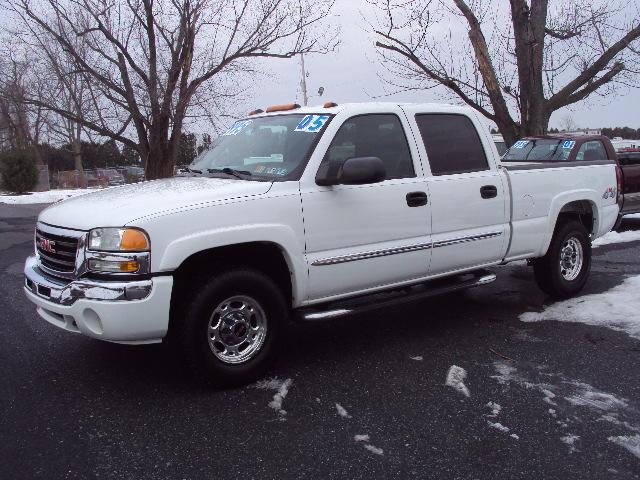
[414,114,489,175]
[575,141,608,161]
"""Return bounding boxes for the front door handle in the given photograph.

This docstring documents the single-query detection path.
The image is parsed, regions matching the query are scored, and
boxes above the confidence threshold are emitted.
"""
[406,191,428,207]
[480,185,498,199]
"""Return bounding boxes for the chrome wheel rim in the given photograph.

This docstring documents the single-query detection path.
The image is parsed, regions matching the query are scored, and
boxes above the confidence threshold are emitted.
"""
[560,237,583,281]
[207,295,267,364]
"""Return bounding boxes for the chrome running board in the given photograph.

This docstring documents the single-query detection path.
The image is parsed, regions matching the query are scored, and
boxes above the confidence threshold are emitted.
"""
[295,269,496,322]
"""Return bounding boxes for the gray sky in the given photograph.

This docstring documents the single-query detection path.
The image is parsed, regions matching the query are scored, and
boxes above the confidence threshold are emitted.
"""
[245,0,640,131]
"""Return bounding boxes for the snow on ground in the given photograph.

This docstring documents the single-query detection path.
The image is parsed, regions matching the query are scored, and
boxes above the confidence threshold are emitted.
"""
[485,402,501,418]
[363,444,384,456]
[0,188,93,204]
[520,275,640,339]
[487,421,510,433]
[608,435,640,459]
[445,365,470,397]
[335,403,352,418]
[410,355,423,361]
[255,378,292,420]
[593,229,640,247]
[560,434,580,453]
[354,435,370,442]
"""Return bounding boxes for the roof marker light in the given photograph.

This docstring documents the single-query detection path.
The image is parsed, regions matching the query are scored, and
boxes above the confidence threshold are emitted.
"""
[248,109,264,116]
[323,102,338,108]
[265,103,301,113]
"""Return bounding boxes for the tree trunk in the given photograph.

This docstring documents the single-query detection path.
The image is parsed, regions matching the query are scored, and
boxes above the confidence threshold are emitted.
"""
[72,136,87,188]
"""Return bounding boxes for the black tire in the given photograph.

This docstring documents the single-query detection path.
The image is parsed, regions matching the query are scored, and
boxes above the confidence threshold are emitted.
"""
[176,268,287,387]
[532,219,591,299]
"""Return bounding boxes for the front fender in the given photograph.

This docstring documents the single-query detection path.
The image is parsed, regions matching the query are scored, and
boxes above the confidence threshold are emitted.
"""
[157,223,307,305]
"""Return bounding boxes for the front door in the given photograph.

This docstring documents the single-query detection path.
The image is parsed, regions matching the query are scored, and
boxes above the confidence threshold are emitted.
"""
[301,111,432,302]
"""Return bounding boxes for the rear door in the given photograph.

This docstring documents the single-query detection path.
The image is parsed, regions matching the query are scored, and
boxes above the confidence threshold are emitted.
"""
[405,108,509,275]
[300,107,432,301]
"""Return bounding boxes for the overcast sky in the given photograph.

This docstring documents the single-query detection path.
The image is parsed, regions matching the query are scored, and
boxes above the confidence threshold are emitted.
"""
[243,0,640,132]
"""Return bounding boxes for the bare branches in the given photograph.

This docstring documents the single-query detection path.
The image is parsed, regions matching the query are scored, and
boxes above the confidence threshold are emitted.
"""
[2,0,338,178]
[370,0,640,144]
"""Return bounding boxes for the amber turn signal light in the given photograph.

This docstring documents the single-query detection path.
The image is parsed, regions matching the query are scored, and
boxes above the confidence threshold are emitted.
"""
[265,103,301,113]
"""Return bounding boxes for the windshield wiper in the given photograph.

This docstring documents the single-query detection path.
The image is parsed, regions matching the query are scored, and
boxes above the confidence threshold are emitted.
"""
[183,166,203,174]
[207,167,252,180]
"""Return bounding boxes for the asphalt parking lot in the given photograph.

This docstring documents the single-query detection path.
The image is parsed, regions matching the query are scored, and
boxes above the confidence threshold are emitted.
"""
[1,203,639,479]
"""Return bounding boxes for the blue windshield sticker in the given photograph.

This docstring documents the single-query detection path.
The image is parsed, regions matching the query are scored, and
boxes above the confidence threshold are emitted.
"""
[562,140,576,149]
[295,115,330,133]
[224,120,252,136]
[512,140,529,149]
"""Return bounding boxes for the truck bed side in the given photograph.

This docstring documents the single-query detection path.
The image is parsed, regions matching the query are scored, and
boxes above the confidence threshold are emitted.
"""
[502,162,619,261]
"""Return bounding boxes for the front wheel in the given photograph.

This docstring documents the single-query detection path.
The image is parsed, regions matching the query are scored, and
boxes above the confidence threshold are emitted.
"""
[177,269,287,386]
[532,220,591,299]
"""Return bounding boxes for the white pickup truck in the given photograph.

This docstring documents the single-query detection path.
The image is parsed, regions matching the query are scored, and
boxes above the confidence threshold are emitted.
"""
[24,102,621,385]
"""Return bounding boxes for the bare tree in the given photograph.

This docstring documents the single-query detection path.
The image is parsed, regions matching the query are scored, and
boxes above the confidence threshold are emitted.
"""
[371,0,640,146]
[0,51,47,162]
[560,114,577,132]
[4,0,337,179]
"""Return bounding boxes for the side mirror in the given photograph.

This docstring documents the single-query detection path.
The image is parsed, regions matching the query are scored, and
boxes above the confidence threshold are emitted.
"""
[316,157,386,186]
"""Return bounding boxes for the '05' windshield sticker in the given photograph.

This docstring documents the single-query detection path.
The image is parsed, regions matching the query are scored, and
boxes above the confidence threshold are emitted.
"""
[512,140,529,149]
[562,140,576,149]
[295,115,330,133]
[224,120,252,136]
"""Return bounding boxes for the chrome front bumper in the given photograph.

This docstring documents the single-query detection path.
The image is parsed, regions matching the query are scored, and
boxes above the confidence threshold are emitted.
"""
[24,255,152,306]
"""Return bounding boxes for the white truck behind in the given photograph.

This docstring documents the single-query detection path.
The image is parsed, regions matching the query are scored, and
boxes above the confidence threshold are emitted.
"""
[24,102,621,385]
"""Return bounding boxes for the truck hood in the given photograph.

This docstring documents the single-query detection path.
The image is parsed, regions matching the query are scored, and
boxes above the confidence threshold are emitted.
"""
[39,177,272,231]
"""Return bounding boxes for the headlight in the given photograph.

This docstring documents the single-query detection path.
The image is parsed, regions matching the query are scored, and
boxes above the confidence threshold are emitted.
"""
[88,228,150,252]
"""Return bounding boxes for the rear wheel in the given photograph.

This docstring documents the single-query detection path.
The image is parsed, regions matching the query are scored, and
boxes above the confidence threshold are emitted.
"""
[532,220,591,299]
[176,269,287,386]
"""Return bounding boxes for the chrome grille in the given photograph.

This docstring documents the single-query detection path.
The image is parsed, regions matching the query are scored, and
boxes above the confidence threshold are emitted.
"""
[35,228,78,274]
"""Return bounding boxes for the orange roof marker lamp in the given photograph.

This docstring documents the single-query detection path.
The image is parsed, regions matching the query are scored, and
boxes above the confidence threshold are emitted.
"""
[265,103,301,113]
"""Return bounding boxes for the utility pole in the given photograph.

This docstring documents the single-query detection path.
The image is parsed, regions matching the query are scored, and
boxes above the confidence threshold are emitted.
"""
[299,53,309,106]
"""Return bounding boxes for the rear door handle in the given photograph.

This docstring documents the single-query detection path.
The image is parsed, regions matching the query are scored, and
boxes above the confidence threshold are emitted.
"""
[480,185,498,199]
[406,191,428,207]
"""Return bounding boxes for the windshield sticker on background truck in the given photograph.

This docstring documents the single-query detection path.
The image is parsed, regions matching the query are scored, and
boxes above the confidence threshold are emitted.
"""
[224,120,252,136]
[512,140,529,149]
[562,140,576,149]
[295,115,330,133]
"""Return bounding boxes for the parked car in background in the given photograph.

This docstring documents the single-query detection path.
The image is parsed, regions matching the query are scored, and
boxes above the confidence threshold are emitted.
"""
[124,166,145,183]
[492,133,507,156]
[96,168,125,186]
[617,149,640,216]
[24,102,620,385]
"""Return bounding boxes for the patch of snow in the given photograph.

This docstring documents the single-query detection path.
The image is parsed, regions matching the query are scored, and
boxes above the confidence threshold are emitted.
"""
[363,444,384,456]
[354,434,370,442]
[563,382,628,411]
[608,435,640,460]
[410,355,423,361]
[445,365,470,397]
[485,402,501,418]
[542,389,558,406]
[0,188,93,204]
[487,421,510,433]
[510,434,520,440]
[560,434,580,453]
[255,378,292,419]
[520,275,640,339]
[592,230,640,247]
[335,403,352,419]
[598,414,640,433]
[548,409,557,417]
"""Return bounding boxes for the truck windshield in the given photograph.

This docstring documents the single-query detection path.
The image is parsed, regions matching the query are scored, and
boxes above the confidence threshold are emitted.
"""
[502,139,572,162]
[190,114,332,180]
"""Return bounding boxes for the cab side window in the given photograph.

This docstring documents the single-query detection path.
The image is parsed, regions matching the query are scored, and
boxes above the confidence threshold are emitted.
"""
[322,114,415,180]
[415,114,489,175]
[575,141,608,161]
